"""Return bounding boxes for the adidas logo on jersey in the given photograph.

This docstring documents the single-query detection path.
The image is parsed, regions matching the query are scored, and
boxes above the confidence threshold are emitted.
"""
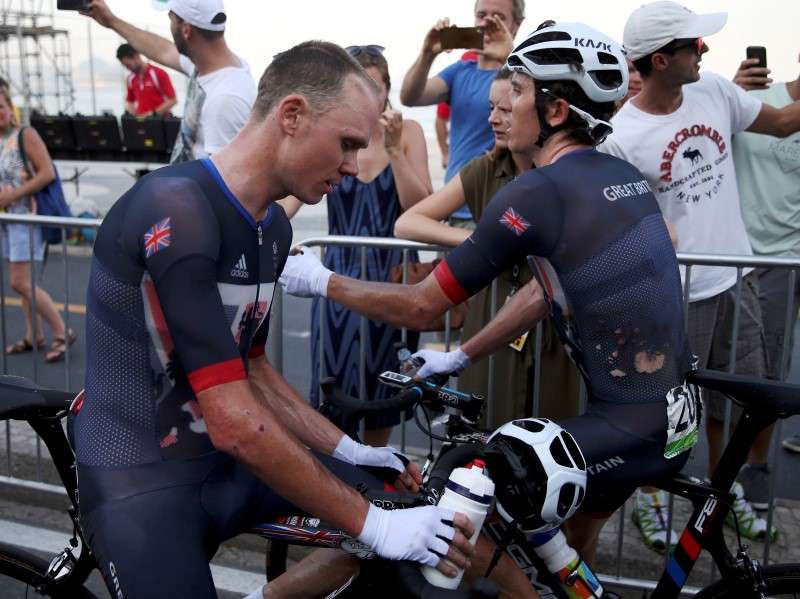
[231,254,249,279]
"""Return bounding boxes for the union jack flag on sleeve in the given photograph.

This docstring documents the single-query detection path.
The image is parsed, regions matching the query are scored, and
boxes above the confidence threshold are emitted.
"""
[144,217,172,258]
[499,207,530,237]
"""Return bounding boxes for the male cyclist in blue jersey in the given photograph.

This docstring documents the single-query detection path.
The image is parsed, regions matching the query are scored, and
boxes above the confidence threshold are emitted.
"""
[72,41,489,599]
[281,22,698,564]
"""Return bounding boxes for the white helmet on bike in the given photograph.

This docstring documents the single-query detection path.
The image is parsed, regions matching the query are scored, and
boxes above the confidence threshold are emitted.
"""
[486,418,587,533]
[506,21,628,144]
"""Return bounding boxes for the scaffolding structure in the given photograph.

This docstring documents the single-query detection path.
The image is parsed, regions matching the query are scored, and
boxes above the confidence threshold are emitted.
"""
[0,0,74,119]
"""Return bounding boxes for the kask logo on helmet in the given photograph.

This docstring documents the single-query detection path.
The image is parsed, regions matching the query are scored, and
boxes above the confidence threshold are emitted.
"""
[573,38,612,52]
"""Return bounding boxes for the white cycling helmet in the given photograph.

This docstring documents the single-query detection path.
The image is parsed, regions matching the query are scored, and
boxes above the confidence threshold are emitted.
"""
[486,418,587,533]
[507,21,628,103]
[506,21,628,145]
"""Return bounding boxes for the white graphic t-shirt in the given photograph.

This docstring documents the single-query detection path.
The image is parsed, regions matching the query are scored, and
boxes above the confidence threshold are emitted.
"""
[601,72,762,302]
[171,54,256,163]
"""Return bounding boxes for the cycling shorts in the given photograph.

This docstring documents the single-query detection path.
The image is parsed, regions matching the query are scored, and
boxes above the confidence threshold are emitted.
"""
[560,399,690,515]
[77,451,381,599]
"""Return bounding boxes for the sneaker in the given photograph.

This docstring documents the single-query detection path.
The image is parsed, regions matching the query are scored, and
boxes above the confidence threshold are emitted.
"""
[782,435,800,454]
[724,482,778,542]
[632,490,679,554]
[738,463,771,511]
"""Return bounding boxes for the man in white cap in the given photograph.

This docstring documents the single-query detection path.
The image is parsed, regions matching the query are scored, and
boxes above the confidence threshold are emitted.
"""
[602,0,800,549]
[84,0,255,162]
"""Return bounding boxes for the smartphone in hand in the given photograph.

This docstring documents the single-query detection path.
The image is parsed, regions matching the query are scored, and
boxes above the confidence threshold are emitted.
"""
[746,46,767,69]
[439,27,484,51]
[57,0,90,10]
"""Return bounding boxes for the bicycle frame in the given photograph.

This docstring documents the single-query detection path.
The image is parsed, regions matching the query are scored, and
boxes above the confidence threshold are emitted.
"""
[652,408,778,599]
[4,406,97,593]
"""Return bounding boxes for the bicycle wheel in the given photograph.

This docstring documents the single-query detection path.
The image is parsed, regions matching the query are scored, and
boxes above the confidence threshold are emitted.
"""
[0,542,99,598]
[694,563,800,598]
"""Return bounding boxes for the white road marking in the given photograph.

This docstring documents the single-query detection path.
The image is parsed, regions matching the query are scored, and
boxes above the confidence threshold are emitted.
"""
[0,518,266,595]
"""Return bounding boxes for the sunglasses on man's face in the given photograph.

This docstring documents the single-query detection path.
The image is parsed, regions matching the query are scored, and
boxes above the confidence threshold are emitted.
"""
[667,37,704,55]
[345,45,385,58]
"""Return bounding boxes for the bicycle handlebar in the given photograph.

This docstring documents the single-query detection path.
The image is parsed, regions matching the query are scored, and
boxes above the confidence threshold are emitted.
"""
[320,376,484,429]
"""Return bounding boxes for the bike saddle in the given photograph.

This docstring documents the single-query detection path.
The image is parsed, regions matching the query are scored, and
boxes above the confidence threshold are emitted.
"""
[0,375,75,420]
[688,369,800,418]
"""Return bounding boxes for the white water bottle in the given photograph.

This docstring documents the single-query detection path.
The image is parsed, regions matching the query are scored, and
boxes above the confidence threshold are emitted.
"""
[422,460,495,589]
[530,528,604,598]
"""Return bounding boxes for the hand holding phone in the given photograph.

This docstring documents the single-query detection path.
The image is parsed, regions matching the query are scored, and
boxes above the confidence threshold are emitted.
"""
[746,46,767,69]
[57,0,90,10]
[734,46,771,91]
[438,27,484,51]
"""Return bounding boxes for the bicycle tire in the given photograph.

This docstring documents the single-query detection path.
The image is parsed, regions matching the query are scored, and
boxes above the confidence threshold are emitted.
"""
[0,542,99,598]
[694,563,800,598]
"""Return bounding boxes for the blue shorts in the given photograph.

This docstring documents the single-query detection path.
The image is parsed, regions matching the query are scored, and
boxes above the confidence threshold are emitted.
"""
[2,223,44,262]
[77,451,382,599]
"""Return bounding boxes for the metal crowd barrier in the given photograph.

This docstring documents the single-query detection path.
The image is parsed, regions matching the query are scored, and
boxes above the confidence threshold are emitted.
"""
[283,236,800,590]
[0,219,797,592]
[0,212,101,491]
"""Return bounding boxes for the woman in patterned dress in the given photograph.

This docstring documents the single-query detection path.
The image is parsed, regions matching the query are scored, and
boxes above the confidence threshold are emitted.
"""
[0,86,74,362]
[280,46,432,445]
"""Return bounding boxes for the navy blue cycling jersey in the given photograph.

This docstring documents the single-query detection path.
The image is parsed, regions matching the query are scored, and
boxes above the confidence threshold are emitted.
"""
[75,159,292,467]
[435,149,692,405]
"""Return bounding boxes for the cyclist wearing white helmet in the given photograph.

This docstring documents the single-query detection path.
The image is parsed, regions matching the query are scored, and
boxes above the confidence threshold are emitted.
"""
[281,21,697,562]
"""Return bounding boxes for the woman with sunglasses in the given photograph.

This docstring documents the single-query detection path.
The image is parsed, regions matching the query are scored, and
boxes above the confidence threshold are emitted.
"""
[279,45,431,447]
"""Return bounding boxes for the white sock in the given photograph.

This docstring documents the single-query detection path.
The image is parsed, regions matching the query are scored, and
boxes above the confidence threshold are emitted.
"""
[243,587,265,599]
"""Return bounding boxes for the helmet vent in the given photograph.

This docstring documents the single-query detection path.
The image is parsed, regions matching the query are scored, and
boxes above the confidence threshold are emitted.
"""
[515,30,571,52]
[597,51,619,65]
[507,55,524,69]
[515,419,545,433]
[590,70,623,90]
[550,437,572,469]
[525,48,583,66]
[557,483,577,518]
[561,431,586,470]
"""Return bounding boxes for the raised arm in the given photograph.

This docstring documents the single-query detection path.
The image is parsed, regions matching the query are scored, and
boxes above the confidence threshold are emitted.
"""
[400,20,450,106]
[460,278,547,362]
[746,100,800,138]
[84,0,181,72]
[383,114,432,210]
[394,174,471,247]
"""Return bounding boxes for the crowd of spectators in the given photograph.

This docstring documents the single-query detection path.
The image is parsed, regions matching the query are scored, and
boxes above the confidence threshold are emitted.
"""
[3,0,798,566]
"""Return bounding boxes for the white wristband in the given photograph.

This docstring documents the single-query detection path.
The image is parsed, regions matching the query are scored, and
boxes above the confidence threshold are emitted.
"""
[332,434,358,465]
[356,502,386,546]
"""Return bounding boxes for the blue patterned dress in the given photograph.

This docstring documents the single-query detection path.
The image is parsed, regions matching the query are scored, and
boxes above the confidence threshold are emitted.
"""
[310,165,418,428]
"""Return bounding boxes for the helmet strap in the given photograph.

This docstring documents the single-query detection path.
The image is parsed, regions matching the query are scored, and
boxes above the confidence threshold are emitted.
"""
[536,87,614,146]
[484,518,519,579]
[534,91,566,148]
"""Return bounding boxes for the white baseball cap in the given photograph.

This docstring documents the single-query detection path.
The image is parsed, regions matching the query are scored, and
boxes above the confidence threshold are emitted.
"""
[623,1,726,61]
[164,0,227,32]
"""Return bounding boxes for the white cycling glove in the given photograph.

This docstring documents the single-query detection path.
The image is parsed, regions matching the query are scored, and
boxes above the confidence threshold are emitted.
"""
[278,246,333,298]
[333,435,407,474]
[413,348,471,379]
[357,503,456,567]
